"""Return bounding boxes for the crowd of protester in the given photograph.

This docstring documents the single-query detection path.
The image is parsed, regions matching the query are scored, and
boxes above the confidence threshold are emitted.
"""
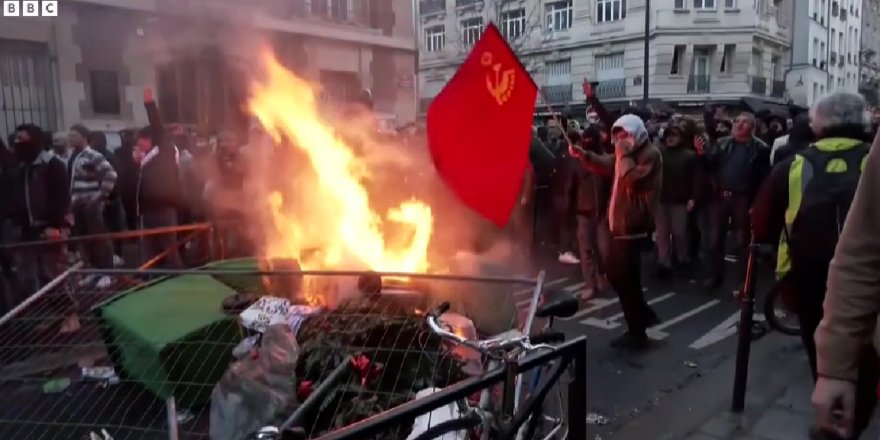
[528,81,880,438]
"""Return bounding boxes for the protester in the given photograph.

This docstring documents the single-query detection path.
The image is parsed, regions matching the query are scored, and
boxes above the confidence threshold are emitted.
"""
[136,87,183,268]
[574,124,611,300]
[570,114,662,349]
[9,124,70,296]
[52,131,71,166]
[750,92,876,439]
[695,112,769,289]
[655,125,697,279]
[68,124,117,288]
[811,117,880,440]
[772,113,813,166]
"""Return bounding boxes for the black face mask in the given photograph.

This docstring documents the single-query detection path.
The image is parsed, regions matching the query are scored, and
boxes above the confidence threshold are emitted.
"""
[13,140,39,162]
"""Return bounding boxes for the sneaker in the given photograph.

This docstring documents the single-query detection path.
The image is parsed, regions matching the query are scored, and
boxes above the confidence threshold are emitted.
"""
[78,274,98,288]
[558,252,580,265]
[95,276,114,290]
[609,331,649,350]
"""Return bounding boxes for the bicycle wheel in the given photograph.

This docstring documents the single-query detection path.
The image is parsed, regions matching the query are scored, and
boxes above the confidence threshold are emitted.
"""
[408,415,483,440]
[763,284,801,336]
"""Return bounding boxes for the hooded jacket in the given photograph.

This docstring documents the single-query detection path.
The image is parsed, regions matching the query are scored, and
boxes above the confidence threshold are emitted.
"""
[577,114,662,238]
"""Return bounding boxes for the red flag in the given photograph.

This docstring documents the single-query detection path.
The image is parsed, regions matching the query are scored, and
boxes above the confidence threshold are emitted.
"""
[427,23,538,227]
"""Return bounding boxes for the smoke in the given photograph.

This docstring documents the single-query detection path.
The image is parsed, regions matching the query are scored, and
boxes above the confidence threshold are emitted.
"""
[144,1,525,277]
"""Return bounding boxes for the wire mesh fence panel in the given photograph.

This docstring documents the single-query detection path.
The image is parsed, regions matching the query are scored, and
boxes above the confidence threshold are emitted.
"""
[0,263,542,440]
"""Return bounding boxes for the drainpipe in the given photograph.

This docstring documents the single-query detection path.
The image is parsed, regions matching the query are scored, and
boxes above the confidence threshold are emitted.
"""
[412,0,420,122]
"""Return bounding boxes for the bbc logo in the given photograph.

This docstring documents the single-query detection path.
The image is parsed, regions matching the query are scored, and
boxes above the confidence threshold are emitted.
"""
[4,1,58,16]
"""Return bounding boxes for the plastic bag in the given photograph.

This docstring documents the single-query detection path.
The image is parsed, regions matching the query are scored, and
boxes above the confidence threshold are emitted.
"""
[209,324,300,440]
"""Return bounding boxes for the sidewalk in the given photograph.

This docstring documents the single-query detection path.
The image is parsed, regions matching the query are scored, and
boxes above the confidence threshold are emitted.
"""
[686,362,880,440]
[612,333,879,440]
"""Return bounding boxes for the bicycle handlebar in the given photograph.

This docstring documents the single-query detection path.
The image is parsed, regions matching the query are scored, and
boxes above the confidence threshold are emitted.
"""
[425,302,559,355]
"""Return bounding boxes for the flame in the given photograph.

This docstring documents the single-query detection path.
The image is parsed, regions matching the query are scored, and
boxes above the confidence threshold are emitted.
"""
[248,52,434,287]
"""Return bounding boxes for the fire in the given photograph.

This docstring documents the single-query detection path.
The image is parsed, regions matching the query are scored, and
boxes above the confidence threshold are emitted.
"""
[248,52,434,289]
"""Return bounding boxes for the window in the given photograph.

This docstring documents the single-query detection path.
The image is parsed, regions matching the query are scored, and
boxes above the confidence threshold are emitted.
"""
[502,8,526,40]
[546,1,573,31]
[725,0,737,8]
[596,0,626,23]
[813,37,820,65]
[89,70,121,115]
[461,17,483,47]
[751,50,763,76]
[831,32,836,51]
[425,25,445,52]
[328,0,349,20]
[721,44,735,72]
[675,0,686,8]
[546,59,572,82]
[832,1,839,16]
[670,45,686,74]
[839,31,844,53]
[693,0,715,8]
[694,49,712,76]
[771,56,781,79]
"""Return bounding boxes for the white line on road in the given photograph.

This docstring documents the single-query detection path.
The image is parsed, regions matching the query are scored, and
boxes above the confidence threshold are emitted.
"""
[648,300,721,340]
[563,282,587,293]
[581,293,677,329]
[560,297,620,321]
[689,311,740,350]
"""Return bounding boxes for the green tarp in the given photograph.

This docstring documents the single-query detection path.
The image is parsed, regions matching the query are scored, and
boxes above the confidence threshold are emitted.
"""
[99,274,242,409]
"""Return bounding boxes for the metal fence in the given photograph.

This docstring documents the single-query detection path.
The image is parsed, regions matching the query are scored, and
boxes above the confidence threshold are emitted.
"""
[0,264,580,440]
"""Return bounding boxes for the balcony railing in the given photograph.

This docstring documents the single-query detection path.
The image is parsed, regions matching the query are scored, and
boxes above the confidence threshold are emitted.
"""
[594,79,626,99]
[771,80,785,98]
[541,84,573,104]
[455,0,481,7]
[751,76,767,95]
[686,75,710,94]
[420,0,445,15]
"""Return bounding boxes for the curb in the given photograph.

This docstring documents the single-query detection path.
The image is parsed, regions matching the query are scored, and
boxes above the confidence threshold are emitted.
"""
[611,332,804,440]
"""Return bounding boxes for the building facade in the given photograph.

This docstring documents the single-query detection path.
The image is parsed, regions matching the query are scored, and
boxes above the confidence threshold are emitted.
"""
[0,0,418,137]
[417,0,792,118]
[787,0,864,107]
[860,0,880,105]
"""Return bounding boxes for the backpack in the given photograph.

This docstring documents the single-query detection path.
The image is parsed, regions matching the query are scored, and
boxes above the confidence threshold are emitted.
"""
[786,144,868,273]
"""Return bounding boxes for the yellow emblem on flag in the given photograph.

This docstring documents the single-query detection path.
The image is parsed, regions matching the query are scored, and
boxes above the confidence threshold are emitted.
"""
[481,52,516,105]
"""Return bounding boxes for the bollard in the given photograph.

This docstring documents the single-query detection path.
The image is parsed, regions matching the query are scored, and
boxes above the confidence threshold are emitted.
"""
[731,231,759,412]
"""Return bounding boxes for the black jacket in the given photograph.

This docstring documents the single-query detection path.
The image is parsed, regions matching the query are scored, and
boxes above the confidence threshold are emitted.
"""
[15,150,70,230]
[137,101,182,214]
[700,136,770,202]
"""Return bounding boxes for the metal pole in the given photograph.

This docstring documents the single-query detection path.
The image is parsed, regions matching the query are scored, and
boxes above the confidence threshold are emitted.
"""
[412,0,420,120]
[165,397,180,440]
[731,231,759,412]
[643,0,651,104]
[568,336,588,440]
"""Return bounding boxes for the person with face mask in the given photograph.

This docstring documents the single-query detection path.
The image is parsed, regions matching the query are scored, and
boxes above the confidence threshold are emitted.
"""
[655,126,697,279]
[134,86,183,268]
[9,124,71,298]
[695,112,770,289]
[570,114,663,350]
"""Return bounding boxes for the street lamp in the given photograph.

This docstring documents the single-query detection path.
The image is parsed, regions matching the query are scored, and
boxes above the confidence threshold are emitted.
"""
[642,0,650,105]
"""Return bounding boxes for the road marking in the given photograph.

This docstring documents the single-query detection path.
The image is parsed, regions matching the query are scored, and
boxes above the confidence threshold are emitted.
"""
[514,278,570,307]
[560,297,620,321]
[689,311,739,350]
[648,300,721,340]
[563,282,587,292]
[581,293,676,330]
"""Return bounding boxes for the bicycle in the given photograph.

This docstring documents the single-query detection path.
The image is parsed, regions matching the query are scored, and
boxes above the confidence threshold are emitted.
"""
[762,277,801,336]
[411,290,579,440]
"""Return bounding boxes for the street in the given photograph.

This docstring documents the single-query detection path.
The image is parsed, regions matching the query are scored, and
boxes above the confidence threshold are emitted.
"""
[511,256,773,438]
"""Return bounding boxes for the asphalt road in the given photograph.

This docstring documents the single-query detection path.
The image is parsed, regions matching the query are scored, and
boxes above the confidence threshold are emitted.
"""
[511,254,777,438]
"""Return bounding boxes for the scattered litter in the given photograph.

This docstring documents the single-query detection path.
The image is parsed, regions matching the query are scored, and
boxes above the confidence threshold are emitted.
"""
[684,361,698,368]
[176,409,194,424]
[586,412,609,425]
[42,377,71,394]
[89,428,114,440]
[232,335,259,359]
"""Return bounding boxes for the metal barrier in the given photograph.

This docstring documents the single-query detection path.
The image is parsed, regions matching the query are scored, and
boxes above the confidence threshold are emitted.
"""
[0,267,571,440]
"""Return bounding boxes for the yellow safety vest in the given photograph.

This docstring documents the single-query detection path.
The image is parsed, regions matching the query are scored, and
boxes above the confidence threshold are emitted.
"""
[775,138,867,280]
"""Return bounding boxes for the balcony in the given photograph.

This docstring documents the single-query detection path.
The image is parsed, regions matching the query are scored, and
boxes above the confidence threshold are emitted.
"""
[771,80,785,98]
[421,0,446,15]
[541,84,573,104]
[687,75,711,94]
[750,76,767,95]
[455,0,481,7]
[594,79,626,99]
